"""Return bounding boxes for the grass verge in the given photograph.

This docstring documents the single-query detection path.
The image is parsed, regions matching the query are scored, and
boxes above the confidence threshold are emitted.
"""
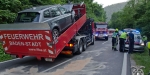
[131,47,150,74]
[0,44,12,62]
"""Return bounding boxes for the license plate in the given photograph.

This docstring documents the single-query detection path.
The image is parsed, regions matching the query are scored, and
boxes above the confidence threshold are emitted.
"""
[125,44,129,47]
[99,34,103,37]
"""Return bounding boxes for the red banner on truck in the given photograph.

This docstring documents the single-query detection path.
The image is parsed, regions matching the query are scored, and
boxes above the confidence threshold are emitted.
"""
[0,30,56,58]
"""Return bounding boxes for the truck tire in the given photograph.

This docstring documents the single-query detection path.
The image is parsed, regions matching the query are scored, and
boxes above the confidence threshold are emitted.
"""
[52,29,59,41]
[76,40,83,54]
[83,38,87,51]
[90,36,94,45]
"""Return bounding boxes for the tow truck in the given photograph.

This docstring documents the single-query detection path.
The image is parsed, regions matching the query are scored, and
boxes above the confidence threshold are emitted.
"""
[0,2,95,62]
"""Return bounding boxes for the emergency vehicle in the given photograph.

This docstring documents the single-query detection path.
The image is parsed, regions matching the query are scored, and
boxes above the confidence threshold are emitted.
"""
[94,22,108,40]
[0,2,95,62]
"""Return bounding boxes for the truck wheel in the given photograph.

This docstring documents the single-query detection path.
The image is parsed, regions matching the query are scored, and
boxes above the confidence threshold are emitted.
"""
[76,40,83,54]
[83,38,87,51]
[52,29,59,41]
[90,36,94,45]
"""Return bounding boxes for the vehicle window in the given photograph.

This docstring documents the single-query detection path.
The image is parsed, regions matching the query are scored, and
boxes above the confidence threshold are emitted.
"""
[58,7,67,14]
[15,12,40,23]
[134,34,141,39]
[44,10,51,18]
[96,25,107,28]
[50,7,61,17]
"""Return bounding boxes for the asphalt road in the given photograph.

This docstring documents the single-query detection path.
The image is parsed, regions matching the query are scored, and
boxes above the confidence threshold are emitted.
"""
[0,38,132,75]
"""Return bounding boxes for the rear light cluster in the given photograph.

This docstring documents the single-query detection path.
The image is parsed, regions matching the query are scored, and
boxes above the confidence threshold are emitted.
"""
[66,43,74,47]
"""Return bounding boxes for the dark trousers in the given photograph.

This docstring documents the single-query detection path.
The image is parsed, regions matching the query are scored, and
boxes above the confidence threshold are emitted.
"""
[112,37,117,50]
[144,41,147,46]
[119,38,125,52]
[129,40,134,53]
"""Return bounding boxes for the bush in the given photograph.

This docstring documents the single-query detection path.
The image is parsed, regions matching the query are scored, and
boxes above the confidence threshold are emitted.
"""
[0,44,12,62]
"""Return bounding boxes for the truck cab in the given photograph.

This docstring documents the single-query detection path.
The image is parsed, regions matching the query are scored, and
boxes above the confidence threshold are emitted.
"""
[94,22,108,40]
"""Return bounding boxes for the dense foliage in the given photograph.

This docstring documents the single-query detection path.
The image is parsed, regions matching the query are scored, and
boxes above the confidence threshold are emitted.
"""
[0,0,106,61]
[109,0,150,39]
[0,44,12,62]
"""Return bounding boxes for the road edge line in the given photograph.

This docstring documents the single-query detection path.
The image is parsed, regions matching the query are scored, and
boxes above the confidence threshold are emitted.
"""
[0,56,29,64]
[41,59,72,73]
[121,53,127,75]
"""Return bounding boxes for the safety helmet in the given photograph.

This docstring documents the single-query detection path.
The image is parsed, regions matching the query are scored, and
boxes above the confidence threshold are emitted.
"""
[115,28,118,32]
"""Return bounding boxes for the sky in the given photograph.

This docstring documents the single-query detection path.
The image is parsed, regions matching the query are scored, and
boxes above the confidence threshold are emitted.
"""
[93,0,129,7]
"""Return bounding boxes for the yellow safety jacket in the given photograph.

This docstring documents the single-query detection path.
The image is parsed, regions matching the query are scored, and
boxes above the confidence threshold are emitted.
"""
[147,42,150,49]
[120,32,127,39]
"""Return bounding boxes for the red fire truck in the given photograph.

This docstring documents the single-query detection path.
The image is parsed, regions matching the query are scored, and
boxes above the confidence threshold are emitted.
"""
[0,3,95,62]
[94,22,108,40]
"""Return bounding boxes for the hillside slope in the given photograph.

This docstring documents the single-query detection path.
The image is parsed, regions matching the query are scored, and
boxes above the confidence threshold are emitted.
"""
[104,2,127,22]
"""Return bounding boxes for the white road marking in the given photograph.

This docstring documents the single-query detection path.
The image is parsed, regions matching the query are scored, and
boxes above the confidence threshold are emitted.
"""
[84,50,101,53]
[0,56,29,64]
[102,41,108,44]
[0,58,20,64]
[41,59,72,73]
[121,53,127,75]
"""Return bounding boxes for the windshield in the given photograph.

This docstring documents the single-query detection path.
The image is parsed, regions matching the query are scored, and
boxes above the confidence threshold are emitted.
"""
[96,25,107,28]
[98,31,107,34]
[15,12,40,23]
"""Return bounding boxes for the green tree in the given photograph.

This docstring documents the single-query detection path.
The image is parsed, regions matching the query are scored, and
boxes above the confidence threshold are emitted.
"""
[109,0,150,39]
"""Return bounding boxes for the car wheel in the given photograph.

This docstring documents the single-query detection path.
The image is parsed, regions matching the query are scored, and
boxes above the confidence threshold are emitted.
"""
[71,10,75,23]
[72,17,75,23]
[52,29,59,42]
[71,15,75,23]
